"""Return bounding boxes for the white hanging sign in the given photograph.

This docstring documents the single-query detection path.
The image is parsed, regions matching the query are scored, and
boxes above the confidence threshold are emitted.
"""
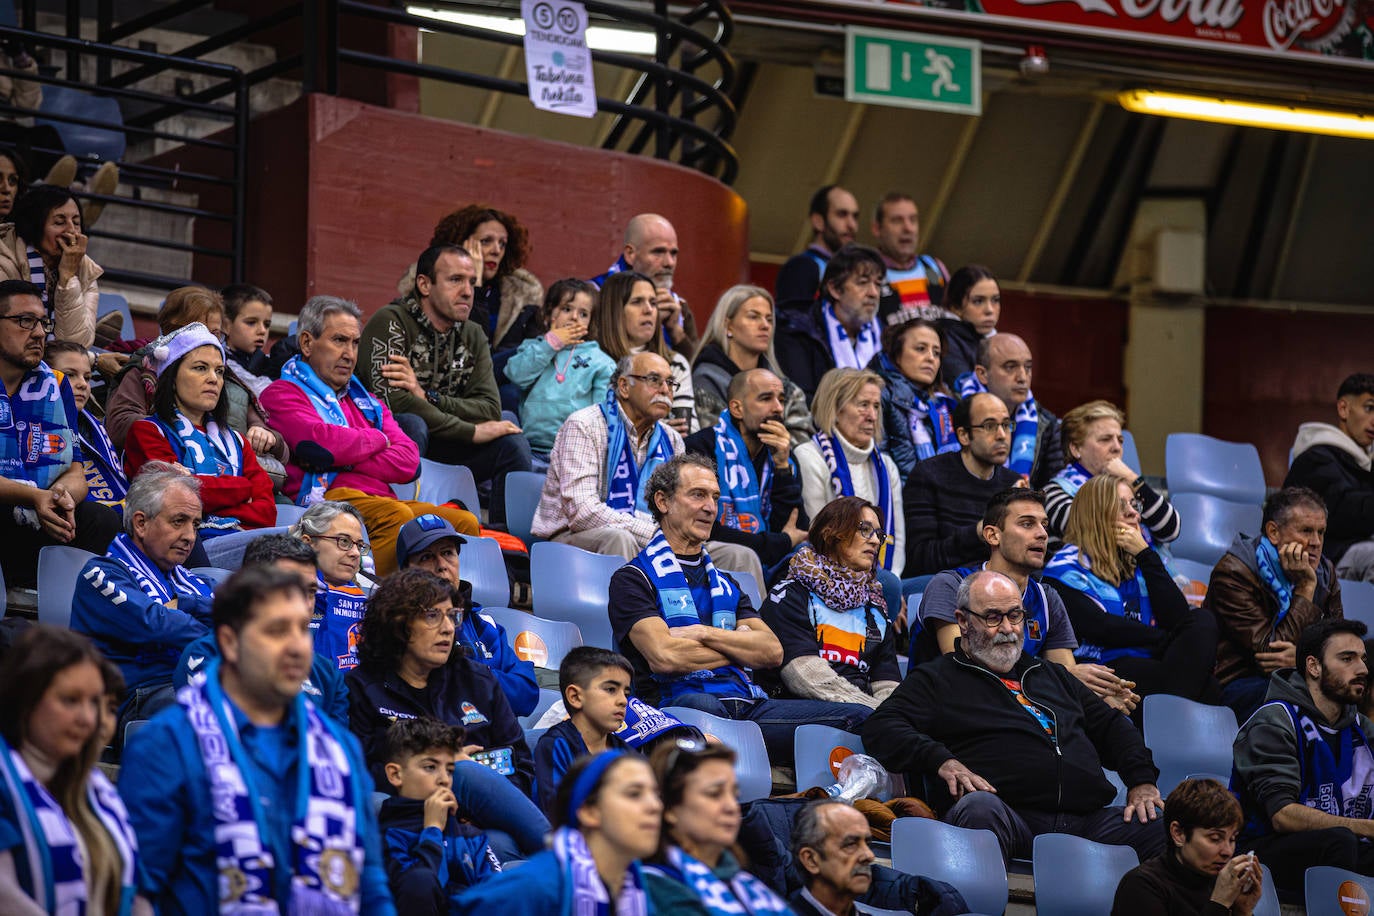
[521,0,598,118]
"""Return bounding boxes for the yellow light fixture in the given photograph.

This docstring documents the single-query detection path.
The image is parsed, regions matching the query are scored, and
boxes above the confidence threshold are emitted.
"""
[1118,89,1374,140]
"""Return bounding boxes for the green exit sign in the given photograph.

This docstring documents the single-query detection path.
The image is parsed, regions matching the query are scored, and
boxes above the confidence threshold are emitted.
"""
[845,26,981,116]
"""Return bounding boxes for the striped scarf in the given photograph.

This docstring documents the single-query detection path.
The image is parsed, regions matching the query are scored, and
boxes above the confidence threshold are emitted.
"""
[151,411,246,534]
[106,532,213,606]
[954,371,1039,478]
[553,826,650,916]
[77,407,128,509]
[822,303,881,370]
[279,356,385,507]
[648,847,791,916]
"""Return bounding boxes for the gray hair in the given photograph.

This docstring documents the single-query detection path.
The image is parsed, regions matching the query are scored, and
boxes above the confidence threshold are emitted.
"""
[790,798,853,866]
[644,453,716,523]
[610,353,637,389]
[297,295,362,339]
[124,461,200,534]
[955,568,1019,613]
[290,500,368,541]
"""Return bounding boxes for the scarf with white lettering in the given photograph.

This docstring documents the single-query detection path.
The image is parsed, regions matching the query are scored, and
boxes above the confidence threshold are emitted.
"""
[822,303,880,370]
[553,825,650,916]
[179,659,366,914]
[0,362,77,528]
[602,385,673,515]
[812,431,893,571]
[1255,537,1296,624]
[77,407,127,508]
[279,356,385,507]
[712,410,776,534]
[647,847,791,916]
[150,411,246,533]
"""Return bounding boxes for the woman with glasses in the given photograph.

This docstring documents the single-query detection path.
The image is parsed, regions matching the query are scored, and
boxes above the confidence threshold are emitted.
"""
[759,497,901,710]
[593,270,697,433]
[455,750,664,914]
[1045,400,1180,551]
[348,568,551,862]
[1044,474,1221,706]
[642,737,795,915]
[0,184,100,347]
[123,322,276,538]
[289,501,373,671]
[794,368,905,576]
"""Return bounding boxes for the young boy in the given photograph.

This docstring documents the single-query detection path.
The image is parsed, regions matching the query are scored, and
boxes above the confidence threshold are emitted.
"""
[380,718,502,913]
[533,647,635,816]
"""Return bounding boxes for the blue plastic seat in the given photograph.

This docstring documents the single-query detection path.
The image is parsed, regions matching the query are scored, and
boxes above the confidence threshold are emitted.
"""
[480,606,583,670]
[390,478,417,501]
[1254,864,1280,916]
[794,724,866,793]
[38,544,97,628]
[1170,556,1215,587]
[519,688,563,730]
[1121,429,1142,475]
[1103,768,1128,805]
[1340,579,1374,630]
[1142,695,1238,796]
[504,471,546,546]
[189,567,232,587]
[417,458,481,514]
[1165,433,1266,505]
[463,535,510,608]
[723,568,762,609]
[37,85,126,163]
[1305,865,1374,914]
[530,541,624,650]
[1169,493,1263,566]
[203,526,291,570]
[96,292,132,340]
[662,705,772,801]
[275,504,306,527]
[523,727,546,754]
[890,817,1008,916]
[1032,833,1138,915]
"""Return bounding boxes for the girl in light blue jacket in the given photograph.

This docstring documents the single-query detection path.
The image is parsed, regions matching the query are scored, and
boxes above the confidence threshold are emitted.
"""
[505,278,616,457]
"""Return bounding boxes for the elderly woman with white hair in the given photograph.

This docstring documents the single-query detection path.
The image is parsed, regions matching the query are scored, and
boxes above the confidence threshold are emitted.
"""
[692,283,813,444]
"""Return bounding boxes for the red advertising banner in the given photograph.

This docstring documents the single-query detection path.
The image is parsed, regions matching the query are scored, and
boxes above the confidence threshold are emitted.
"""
[841,0,1374,67]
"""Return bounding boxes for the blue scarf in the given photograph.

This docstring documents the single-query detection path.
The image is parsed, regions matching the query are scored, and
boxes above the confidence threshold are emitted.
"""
[0,363,78,520]
[602,386,673,515]
[953,372,1039,478]
[0,737,139,915]
[822,303,881,370]
[812,431,894,571]
[713,410,780,534]
[25,244,49,319]
[107,532,213,606]
[151,411,247,534]
[179,659,367,914]
[629,533,760,704]
[553,826,650,916]
[279,356,385,507]
[613,697,695,750]
[907,390,958,462]
[647,847,791,916]
[1050,462,1091,498]
[77,407,128,509]
[1042,544,1153,663]
[314,571,369,671]
[1255,537,1296,624]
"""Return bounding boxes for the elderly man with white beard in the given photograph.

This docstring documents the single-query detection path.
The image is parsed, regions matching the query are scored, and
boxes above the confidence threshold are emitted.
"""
[863,569,1166,863]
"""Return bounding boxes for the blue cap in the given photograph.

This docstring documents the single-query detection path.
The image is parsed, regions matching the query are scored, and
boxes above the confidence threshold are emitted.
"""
[395,514,467,568]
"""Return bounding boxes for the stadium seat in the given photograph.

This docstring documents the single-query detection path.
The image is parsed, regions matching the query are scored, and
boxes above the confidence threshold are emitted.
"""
[37,85,126,163]
[1305,865,1374,914]
[189,567,231,587]
[1121,429,1141,475]
[1142,695,1238,796]
[463,536,511,608]
[287,319,298,336]
[1103,768,1127,805]
[794,724,866,793]
[724,568,762,609]
[890,817,1008,916]
[522,727,546,754]
[416,458,480,514]
[530,541,623,650]
[519,687,563,730]
[275,504,306,527]
[390,478,417,501]
[504,471,546,546]
[1170,555,1215,607]
[662,706,771,802]
[203,526,291,570]
[1254,864,1280,916]
[1032,833,1138,916]
[96,292,133,340]
[1165,433,1266,505]
[1169,493,1263,566]
[480,606,582,670]
[1340,579,1374,630]
[38,545,97,628]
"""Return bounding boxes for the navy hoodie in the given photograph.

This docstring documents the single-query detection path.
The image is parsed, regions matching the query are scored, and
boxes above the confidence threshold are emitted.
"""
[380,795,501,914]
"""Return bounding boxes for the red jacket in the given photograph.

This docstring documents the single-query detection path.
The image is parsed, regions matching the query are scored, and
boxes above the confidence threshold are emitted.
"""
[124,418,276,529]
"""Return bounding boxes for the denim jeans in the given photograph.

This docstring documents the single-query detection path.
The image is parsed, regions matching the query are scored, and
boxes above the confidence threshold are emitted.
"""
[448,759,549,858]
[669,693,872,766]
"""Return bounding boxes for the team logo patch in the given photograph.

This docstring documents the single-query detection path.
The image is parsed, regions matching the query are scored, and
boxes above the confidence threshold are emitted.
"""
[460,701,488,726]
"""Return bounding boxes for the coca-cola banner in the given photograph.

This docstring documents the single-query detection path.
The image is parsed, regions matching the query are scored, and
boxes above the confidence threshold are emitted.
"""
[835,0,1374,67]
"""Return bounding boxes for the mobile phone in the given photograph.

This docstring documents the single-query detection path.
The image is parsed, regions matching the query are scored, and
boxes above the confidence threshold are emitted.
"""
[470,746,514,777]
[671,406,692,421]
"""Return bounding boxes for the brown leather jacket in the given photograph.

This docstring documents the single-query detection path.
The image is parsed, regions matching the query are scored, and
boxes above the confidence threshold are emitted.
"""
[1207,543,1343,686]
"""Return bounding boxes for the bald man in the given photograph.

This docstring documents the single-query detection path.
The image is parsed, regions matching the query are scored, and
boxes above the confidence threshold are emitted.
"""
[592,213,698,357]
[956,334,1064,489]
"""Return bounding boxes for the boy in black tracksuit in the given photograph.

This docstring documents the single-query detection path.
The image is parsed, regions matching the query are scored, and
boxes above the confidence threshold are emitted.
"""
[380,718,502,913]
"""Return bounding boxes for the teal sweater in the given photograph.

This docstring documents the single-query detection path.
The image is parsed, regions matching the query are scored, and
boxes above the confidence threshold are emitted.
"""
[505,334,616,453]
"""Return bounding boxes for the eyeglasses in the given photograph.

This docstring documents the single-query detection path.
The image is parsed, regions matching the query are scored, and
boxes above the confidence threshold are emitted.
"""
[856,522,894,546]
[417,606,461,629]
[966,419,1015,435]
[662,734,710,777]
[625,373,680,393]
[963,607,1026,628]
[1118,498,1144,514]
[0,314,54,333]
[310,534,371,555]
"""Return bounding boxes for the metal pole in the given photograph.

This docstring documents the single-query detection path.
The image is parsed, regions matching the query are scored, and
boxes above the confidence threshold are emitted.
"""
[653,0,669,161]
[96,0,112,84]
[325,0,338,95]
[233,75,248,282]
[65,0,80,84]
[303,0,318,93]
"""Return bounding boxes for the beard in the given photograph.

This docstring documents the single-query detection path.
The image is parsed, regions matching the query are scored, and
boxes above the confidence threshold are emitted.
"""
[1320,668,1367,707]
[964,627,1023,673]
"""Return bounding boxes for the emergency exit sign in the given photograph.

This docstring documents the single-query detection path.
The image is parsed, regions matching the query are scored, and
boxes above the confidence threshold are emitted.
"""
[845,26,981,116]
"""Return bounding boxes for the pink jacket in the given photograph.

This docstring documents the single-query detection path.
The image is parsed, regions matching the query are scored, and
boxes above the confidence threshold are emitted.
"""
[260,376,419,500]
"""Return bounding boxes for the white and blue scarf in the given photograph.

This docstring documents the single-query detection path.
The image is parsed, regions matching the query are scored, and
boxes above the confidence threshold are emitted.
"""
[647,847,791,916]
[0,736,139,915]
[713,411,782,535]
[822,303,881,370]
[106,532,213,606]
[954,372,1039,479]
[1043,543,1153,663]
[907,390,958,462]
[77,407,128,509]
[26,244,51,321]
[629,533,760,703]
[1256,537,1296,624]
[152,411,247,534]
[279,356,385,507]
[553,826,650,916]
[179,659,366,915]
[0,363,77,528]
[812,431,894,571]
[602,386,673,515]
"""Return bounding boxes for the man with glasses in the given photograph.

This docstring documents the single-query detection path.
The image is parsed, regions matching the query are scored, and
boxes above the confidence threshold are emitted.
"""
[0,279,118,589]
[956,333,1064,489]
[534,350,759,570]
[903,392,1023,576]
[72,461,215,736]
[864,569,1166,864]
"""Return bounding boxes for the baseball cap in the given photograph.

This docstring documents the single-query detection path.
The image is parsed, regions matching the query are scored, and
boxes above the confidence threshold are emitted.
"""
[395,514,467,568]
